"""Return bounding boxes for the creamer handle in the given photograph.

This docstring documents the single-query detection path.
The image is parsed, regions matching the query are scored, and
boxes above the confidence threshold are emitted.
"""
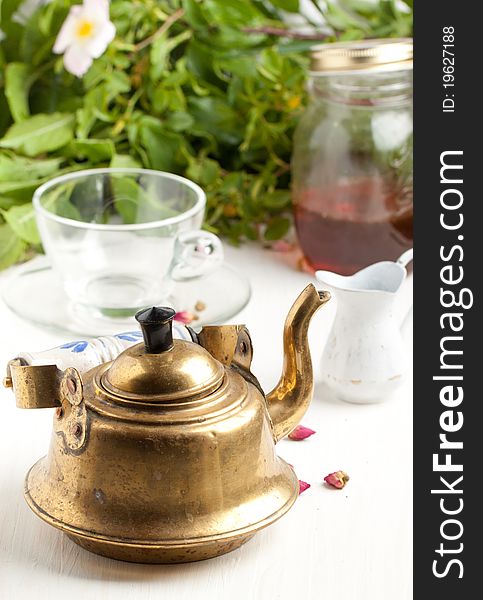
[396,248,413,328]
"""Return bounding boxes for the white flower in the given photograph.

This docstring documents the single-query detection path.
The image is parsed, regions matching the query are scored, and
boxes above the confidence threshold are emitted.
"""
[53,0,116,78]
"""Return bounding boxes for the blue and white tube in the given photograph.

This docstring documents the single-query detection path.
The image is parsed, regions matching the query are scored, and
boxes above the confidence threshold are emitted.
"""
[15,322,193,374]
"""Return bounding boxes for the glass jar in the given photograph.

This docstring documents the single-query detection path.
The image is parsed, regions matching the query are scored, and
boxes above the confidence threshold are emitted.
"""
[292,39,413,275]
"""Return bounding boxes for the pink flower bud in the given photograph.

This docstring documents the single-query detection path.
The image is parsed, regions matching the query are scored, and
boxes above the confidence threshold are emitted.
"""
[288,425,316,441]
[174,311,195,324]
[324,471,350,489]
[298,480,311,494]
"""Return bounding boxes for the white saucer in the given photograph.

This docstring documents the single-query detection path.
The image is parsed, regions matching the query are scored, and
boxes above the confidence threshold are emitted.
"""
[3,257,251,336]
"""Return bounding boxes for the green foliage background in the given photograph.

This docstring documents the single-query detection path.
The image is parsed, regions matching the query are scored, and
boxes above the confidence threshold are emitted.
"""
[0,0,413,269]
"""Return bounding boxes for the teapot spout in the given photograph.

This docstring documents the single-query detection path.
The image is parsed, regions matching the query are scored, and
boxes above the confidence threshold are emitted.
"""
[267,285,330,441]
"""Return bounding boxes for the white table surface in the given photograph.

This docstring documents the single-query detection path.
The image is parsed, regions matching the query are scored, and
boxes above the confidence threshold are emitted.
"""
[0,244,412,600]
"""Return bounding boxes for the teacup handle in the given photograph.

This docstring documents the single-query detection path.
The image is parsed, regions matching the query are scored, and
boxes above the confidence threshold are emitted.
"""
[168,230,224,282]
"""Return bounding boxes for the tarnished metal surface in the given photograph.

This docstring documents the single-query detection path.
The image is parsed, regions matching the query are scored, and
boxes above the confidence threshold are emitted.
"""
[7,361,62,409]
[267,286,331,441]
[6,285,330,563]
[102,340,225,402]
[24,367,298,563]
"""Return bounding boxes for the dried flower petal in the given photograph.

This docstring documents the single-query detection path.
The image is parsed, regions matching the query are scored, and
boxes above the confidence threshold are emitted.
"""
[324,471,350,489]
[287,464,310,494]
[288,425,316,441]
[271,240,294,253]
[174,311,195,324]
[298,480,311,494]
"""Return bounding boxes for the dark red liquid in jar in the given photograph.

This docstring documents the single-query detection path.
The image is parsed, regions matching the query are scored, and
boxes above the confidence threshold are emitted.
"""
[294,177,413,275]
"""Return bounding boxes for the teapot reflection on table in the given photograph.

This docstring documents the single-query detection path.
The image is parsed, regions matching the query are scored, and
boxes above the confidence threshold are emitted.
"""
[4,285,330,564]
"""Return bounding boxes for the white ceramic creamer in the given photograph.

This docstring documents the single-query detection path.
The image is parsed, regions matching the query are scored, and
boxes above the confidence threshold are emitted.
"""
[316,249,413,404]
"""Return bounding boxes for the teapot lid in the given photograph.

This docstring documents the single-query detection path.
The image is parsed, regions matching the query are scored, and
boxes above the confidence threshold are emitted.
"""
[101,307,224,402]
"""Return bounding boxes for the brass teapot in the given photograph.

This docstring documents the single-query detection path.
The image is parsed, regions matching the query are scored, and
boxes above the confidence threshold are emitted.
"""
[5,285,329,563]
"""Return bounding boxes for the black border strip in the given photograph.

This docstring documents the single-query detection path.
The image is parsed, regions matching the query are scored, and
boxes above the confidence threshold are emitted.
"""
[414,2,479,595]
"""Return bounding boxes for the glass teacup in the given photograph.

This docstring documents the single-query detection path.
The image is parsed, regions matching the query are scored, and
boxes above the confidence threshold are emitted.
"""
[33,168,223,318]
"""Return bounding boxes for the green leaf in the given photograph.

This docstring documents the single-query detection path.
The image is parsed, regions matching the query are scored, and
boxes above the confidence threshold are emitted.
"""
[111,178,139,224]
[0,93,10,138]
[2,203,40,244]
[20,9,52,66]
[165,111,194,132]
[139,120,185,172]
[264,216,291,241]
[201,0,264,27]
[343,0,383,14]
[186,157,221,186]
[257,48,284,82]
[0,178,43,203]
[0,223,26,269]
[150,30,192,82]
[277,39,319,54]
[0,0,24,62]
[110,154,142,169]
[325,0,371,32]
[215,55,258,78]
[76,106,97,140]
[5,62,30,122]
[338,28,365,41]
[104,71,131,96]
[188,97,244,146]
[270,0,300,12]
[0,153,62,182]
[70,139,114,161]
[262,190,292,210]
[41,181,81,221]
[0,0,413,259]
[185,39,219,85]
[0,113,75,156]
[0,197,20,210]
[111,177,179,224]
[182,0,208,28]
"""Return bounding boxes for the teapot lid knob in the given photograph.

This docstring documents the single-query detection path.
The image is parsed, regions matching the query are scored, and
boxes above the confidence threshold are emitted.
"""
[135,307,176,354]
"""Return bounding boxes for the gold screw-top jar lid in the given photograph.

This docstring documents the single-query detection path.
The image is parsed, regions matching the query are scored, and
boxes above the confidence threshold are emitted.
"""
[310,38,413,74]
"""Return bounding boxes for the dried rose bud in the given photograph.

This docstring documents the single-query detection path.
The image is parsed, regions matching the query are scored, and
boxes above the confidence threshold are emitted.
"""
[324,471,350,489]
[288,425,316,441]
[298,480,311,494]
[174,311,195,324]
[194,300,206,312]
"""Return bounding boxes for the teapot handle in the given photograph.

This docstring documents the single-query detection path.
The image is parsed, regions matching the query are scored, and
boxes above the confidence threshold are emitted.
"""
[3,325,193,410]
[8,323,192,374]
